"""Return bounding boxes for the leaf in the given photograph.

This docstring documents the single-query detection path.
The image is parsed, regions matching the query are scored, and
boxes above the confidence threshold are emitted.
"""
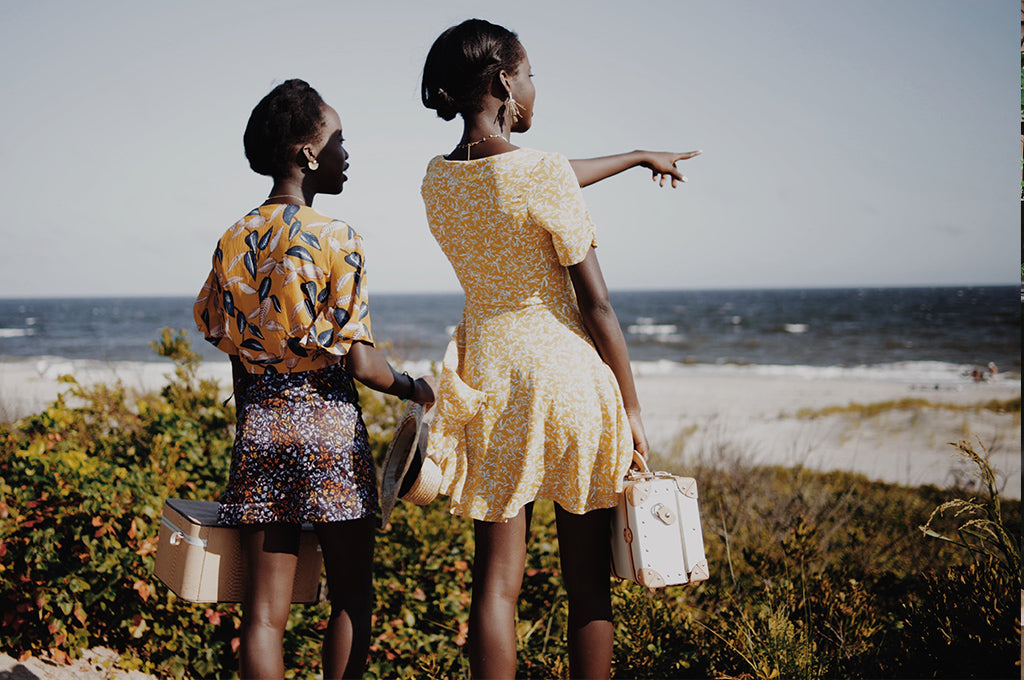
[317,328,335,346]
[270,294,282,313]
[257,228,272,250]
[240,338,266,352]
[223,291,235,316]
[344,251,362,269]
[247,323,264,339]
[299,232,322,251]
[244,230,259,252]
[226,251,247,272]
[287,336,309,357]
[300,281,317,303]
[333,308,351,328]
[285,245,315,263]
[283,203,300,224]
[236,310,247,333]
[267,226,283,252]
[133,579,151,602]
[244,251,258,279]
[295,263,325,280]
[258,277,272,301]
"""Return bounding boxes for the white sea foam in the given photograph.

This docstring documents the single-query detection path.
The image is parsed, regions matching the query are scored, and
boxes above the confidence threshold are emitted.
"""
[631,359,1020,387]
[0,328,35,338]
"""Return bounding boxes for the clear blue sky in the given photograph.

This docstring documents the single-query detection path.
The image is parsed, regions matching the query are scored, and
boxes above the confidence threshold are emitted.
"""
[1,0,1018,297]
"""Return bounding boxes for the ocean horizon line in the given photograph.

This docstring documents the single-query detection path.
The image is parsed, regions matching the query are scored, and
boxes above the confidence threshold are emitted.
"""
[0,282,1018,302]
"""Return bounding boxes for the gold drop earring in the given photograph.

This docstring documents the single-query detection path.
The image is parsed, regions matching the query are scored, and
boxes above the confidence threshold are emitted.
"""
[505,93,522,124]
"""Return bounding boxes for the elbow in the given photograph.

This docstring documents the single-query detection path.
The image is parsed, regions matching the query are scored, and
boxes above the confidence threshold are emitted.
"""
[580,295,616,327]
[344,342,371,382]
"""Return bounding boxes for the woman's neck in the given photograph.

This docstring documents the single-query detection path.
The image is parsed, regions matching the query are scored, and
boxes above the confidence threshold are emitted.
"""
[450,115,516,160]
[266,180,312,207]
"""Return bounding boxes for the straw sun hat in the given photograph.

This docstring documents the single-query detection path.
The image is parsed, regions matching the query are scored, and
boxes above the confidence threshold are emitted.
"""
[379,402,442,526]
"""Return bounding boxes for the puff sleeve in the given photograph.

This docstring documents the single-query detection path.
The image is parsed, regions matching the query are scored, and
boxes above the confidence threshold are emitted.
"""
[527,152,598,266]
[193,247,239,355]
[306,220,374,354]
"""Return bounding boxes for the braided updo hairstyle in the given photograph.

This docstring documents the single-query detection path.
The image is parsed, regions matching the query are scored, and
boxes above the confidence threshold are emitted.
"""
[243,79,326,177]
[421,19,524,121]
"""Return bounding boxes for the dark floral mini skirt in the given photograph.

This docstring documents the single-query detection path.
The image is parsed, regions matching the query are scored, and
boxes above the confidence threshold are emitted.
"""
[217,362,379,525]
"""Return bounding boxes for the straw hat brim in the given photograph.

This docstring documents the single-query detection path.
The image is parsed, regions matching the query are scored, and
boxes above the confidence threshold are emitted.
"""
[380,403,425,527]
[380,402,444,526]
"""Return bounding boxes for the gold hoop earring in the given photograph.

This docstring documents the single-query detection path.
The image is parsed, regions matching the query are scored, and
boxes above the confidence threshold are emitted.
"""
[505,94,522,124]
[307,158,319,171]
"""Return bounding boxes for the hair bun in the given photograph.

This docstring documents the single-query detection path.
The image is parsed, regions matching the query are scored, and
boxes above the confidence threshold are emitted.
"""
[421,19,522,122]
[430,87,459,121]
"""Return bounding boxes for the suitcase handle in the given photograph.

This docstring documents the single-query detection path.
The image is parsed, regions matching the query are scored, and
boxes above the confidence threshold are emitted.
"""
[630,450,650,474]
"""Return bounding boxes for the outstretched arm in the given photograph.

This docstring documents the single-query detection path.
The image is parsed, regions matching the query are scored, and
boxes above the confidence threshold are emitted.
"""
[345,341,435,405]
[569,150,701,188]
[568,248,649,457]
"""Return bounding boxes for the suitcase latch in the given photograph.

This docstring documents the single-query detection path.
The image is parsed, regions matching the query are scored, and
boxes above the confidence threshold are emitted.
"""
[652,503,675,525]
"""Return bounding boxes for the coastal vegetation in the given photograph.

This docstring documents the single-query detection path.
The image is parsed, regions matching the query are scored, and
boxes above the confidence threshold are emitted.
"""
[792,396,1021,420]
[0,331,1019,678]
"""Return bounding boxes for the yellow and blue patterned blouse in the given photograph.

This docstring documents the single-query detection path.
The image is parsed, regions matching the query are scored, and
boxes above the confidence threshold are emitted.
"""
[194,203,373,373]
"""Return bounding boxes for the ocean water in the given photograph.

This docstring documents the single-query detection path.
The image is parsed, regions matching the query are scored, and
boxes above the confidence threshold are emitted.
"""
[0,287,1019,383]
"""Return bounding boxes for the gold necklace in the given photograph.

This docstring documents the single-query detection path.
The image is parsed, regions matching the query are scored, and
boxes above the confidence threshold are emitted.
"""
[455,133,508,160]
[265,194,305,204]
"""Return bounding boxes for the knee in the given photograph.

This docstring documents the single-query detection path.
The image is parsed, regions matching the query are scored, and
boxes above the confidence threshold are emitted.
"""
[563,573,611,618]
[327,589,373,623]
[244,600,291,633]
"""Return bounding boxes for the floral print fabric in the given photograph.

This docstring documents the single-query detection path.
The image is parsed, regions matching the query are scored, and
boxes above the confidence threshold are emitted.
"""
[194,203,373,373]
[217,362,378,524]
[421,148,633,522]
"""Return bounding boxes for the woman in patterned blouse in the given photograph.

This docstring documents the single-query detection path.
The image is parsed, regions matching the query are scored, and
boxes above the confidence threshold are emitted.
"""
[194,79,433,679]
[420,19,699,680]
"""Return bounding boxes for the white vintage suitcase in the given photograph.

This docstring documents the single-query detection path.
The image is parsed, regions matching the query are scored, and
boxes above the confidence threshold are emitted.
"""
[154,498,323,604]
[611,455,709,588]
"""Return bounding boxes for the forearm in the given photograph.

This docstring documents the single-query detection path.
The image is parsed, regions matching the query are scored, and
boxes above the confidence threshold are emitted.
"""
[580,301,641,413]
[344,341,417,400]
[569,151,646,188]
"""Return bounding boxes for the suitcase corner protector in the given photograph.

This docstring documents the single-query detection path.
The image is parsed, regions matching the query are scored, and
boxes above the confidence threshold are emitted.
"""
[689,560,710,582]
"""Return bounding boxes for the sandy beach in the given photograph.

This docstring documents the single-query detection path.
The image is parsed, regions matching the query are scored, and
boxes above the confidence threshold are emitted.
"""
[1,357,1020,498]
[0,357,1020,677]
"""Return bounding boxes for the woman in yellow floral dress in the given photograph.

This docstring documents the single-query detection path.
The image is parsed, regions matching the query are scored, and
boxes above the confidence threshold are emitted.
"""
[194,79,433,679]
[420,19,700,679]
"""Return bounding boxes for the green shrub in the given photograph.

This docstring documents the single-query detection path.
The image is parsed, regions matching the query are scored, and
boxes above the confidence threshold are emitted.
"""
[1,330,1019,679]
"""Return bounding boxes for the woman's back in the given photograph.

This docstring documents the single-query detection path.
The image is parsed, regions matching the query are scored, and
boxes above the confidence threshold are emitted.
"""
[422,148,595,316]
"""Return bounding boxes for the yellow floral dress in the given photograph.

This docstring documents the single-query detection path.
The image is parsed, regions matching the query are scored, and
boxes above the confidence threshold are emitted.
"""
[421,148,633,522]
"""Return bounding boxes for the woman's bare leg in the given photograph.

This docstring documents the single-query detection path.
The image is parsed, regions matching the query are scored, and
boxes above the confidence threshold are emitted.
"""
[315,517,376,680]
[468,503,533,680]
[555,505,614,680]
[239,523,300,680]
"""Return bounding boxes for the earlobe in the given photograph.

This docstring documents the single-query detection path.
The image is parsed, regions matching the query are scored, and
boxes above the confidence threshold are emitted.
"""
[302,146,319,171]
[498,71,513,97]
